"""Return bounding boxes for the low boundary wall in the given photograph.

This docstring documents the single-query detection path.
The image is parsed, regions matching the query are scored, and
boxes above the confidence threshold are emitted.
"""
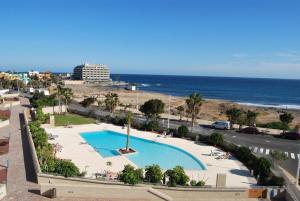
[38,174,250,201]
[23,110,41,176]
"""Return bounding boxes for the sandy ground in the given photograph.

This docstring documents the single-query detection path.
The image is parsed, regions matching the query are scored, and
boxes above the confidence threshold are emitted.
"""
[42,123,257,188]
[67,84,300,128]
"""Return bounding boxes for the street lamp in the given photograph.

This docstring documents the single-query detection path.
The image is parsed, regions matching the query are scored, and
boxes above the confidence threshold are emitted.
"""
[167,95,170,129]
[296,149,300,185]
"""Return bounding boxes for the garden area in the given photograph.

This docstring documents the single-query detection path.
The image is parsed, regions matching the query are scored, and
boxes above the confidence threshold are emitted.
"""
[54,113,95,126]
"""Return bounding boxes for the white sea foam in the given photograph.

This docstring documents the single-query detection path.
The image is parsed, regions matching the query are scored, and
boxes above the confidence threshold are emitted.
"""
[140,83,150,87]
[236,102,300,110]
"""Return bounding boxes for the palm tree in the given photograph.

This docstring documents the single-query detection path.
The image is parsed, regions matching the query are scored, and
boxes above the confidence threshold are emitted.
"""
[125,111,133,152]
[185,93,203,127]
[56,85,63,114]
[61,87,73,112]
[176,106,185,121]
[105,93,119,113]
[246,110,258,126]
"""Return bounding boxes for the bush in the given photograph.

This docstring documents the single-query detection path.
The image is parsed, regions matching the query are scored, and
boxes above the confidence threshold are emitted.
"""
[266,175,285,187]
[53,159,81,177]
[209,133,224,146]
[196,180,205,186]
[165,166,189,187]
[176,125,189,138]
[80,97,96,107]
[119,165,143,185]
[145,164,163,183]
[253,157,272,185]
[257,122,290,131]
[36,107,50,123]
[139,99,165,119]
[240,127,260,134]
[190,180,197,186]
[30,92,58,108]
[234,146,257,169]
[146,120,159,131]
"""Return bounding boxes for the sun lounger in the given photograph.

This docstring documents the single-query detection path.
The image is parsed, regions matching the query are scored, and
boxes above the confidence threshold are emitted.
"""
[215,152,230,159]
[48,133,58,140]
[210,150,220,156]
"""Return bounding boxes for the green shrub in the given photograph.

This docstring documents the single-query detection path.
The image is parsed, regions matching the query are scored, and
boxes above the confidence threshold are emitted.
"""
[176,125,189,138]
[209,133,224,146]
[30,92,58,108]
[266,175,285,187]
[190,180,197,186]
[54,159,81,177]
[234,146,257,169]
[139,99,165,119]
[146,120,159,131]
[145,164,163,183]
[196,180,205,186]
[253,157,272,185]
[119,165,143,185]
[165,166,189,187]
[257,122,290,131]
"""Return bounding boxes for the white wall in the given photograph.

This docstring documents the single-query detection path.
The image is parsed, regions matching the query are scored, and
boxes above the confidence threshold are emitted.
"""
[42,106,67,114]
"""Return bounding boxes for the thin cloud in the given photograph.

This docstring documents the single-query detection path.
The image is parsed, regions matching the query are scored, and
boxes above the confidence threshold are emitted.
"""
[274,51,300,61]
[232,53,248,58]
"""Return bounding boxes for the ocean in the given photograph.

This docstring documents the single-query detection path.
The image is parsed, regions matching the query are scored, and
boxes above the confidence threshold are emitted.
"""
[111,74,300,110]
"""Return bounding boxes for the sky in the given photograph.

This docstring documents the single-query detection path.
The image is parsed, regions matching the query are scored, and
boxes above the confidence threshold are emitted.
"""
[0,0,300,79]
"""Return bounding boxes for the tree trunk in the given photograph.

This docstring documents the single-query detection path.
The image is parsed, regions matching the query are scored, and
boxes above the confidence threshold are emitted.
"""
[191,114,195,127]
[126,121,130,152]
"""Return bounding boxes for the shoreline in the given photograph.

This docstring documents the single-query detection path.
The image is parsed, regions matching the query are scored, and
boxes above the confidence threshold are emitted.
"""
[66,84,300,127]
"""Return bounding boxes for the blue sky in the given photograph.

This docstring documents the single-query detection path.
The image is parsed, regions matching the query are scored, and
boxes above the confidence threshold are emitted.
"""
[0,0,300,79]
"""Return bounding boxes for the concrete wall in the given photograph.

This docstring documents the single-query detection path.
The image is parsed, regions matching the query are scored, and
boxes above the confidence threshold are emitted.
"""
[23,110,41,175]
[64,80,84,85]
[42,105,66,114]
[38,174,250,201]
[0,94,19,98]
[0,184,7,200]
[0,120,9,128]
[1,101,21,108]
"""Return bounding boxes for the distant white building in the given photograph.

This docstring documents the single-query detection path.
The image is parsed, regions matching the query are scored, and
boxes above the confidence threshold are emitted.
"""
[37,88,50,96]
[73,63,111,83]
[28,70,39,77]
[126,85,136,91]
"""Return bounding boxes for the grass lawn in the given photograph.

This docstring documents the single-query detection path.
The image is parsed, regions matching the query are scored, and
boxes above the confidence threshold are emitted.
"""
[54,113,95,126]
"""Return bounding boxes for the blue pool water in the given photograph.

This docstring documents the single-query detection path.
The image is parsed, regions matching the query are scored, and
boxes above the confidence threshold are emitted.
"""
[80,130,206,170]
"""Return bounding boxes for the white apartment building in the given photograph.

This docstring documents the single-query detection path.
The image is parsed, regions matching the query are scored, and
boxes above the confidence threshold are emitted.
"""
[73,63,111,82]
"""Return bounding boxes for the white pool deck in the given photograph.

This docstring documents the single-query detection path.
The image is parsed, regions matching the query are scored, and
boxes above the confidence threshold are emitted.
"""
[43,123,257,187]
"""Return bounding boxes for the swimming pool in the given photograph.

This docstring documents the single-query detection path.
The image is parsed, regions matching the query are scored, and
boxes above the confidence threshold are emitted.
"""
[80,130,206,170]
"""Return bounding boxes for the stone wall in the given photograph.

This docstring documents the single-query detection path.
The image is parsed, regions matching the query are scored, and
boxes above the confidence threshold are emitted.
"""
[38,174,250,201]
[23,110,41,175]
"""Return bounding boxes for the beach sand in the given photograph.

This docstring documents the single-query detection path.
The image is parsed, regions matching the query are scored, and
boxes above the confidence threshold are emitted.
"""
[67,84,300,127]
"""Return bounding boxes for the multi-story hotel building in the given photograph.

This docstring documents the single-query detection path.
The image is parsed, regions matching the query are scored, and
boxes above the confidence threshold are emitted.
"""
[73,63,111,82]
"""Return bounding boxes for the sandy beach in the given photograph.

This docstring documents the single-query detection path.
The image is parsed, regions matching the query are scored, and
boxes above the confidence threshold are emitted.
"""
[42,123,256,187]
[67,84,300,127]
